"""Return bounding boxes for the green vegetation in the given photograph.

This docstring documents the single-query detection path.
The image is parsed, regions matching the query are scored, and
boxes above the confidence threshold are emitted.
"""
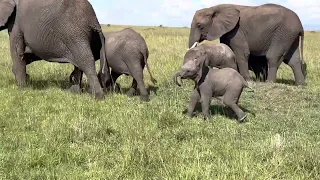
[0,25,319,179]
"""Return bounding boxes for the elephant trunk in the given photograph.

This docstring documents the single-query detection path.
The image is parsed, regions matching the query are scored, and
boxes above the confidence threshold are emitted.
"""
[188,27,201,48]
[173,71,183,86]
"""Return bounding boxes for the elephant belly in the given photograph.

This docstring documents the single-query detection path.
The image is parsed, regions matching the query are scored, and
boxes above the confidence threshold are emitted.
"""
[108,58,130,75]
[24,37,71,63]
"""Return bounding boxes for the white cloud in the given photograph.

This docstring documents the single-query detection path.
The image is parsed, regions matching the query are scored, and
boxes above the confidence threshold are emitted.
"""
[89,0,320,30]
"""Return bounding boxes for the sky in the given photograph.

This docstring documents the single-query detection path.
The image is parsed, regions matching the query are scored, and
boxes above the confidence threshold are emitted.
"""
[88,0,320,30]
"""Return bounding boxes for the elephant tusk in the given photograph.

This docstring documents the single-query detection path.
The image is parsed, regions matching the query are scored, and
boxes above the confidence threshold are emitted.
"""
[188,42,199,50]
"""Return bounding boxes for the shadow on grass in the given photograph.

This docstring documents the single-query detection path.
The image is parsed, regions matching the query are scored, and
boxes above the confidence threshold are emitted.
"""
[107,84,159,96]
[27,78,71,90]
[183,102,255,121]
[276,78,296,86]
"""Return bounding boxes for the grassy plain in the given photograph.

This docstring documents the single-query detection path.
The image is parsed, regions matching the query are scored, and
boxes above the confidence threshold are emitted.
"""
[0,25,320,179]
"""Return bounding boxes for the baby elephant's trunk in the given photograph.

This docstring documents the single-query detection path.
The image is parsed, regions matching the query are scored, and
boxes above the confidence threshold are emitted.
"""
[173,72,182,86]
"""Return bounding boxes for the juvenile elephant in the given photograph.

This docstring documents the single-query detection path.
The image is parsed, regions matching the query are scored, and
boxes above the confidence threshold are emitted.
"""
[189,3,307,86]
[0,0,110,99]
[70,28,157,101]
[185,42,237,71]
[248,55,268,81]
[173,58,253,122]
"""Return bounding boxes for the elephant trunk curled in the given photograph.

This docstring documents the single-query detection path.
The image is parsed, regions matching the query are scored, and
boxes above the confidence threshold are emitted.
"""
[173,71,182,86]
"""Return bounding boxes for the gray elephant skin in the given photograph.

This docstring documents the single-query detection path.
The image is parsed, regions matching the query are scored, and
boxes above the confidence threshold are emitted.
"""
[0,0,110,99]
[70,28,157,102]
[183,42,238,71]
[189,3,307,86]
[173,58,253,121]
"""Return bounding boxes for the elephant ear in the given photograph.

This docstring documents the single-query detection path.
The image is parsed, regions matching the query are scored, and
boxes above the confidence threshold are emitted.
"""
[208,7,240,40]
[0,0,15,29]
[195,56,209,84]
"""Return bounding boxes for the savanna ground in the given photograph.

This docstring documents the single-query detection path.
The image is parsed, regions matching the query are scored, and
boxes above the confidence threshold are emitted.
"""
[0,25,320,179]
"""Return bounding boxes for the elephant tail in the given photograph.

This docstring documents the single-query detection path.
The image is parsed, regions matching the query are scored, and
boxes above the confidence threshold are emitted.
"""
[98,30,114,89]
[299,31,304,62]
[144,49,157,84]
[299,31,307,78]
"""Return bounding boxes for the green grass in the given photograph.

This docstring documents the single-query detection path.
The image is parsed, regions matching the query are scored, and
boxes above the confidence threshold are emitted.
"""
[0,25,320,179]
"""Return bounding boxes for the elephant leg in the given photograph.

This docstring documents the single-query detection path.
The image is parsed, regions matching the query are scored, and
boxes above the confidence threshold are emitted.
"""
[136,78,149,102]
[126,79,138,97]
[223,89,246,122]
[10,29,27,87]
[233,47,251,81]
[200,91,212,120]
[105,71,121,93]
[283,38,306,86]
[187,88,201,118]
[125,64,149,101]
[73,49,104,100]
[68,66,83,93]
[266,46,285,83]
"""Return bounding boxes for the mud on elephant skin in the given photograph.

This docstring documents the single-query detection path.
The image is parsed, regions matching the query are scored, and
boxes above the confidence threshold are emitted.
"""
[189,3,307,86]
[70,28,157,102]
[0,0,110,99]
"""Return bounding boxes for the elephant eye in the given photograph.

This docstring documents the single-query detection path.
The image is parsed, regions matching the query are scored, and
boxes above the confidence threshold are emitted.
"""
[197,23,202,29]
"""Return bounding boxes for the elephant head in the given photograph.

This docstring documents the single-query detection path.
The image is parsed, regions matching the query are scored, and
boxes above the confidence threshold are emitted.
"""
[0,0,16,33]
[173,55,208,86]
[189,5,240,48]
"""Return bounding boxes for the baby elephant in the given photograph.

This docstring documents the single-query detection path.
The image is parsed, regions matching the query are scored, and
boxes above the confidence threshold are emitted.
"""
[104,28,157,101]
[70,28,157,101]
[184,42,238,70]
[173,58,253,122]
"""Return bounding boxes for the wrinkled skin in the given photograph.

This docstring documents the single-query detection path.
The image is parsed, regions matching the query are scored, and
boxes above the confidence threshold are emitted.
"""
[248,55,268,81]
[70,28,157,102]
[174,42,237,86]
[173,58,252,122]
[0,0,110,99]
[184,43,237,70]
[189,3,307,86]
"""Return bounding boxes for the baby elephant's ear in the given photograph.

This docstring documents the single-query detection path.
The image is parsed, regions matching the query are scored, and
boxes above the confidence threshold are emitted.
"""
[195,56,208,83]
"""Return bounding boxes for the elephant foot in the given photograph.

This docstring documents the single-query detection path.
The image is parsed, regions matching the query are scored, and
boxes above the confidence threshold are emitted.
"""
[296,81,307,86]
[237,112,247,123]
[94,91,105,100]
[203,113,212,121]
[140,94,150,102]
[126,88,137,97]
[69,85,82,94]
[186,112,193,118]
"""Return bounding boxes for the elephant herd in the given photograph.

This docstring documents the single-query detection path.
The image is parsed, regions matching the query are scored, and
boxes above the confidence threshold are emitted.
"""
[0,1,307,121]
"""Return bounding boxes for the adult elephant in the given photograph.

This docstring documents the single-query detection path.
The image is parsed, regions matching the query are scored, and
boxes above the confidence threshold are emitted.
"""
[0,0,110,99]
[188,3,307,86]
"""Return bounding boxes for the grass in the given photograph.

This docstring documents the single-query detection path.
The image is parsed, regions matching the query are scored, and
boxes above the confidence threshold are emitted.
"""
[0,24,320,179]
